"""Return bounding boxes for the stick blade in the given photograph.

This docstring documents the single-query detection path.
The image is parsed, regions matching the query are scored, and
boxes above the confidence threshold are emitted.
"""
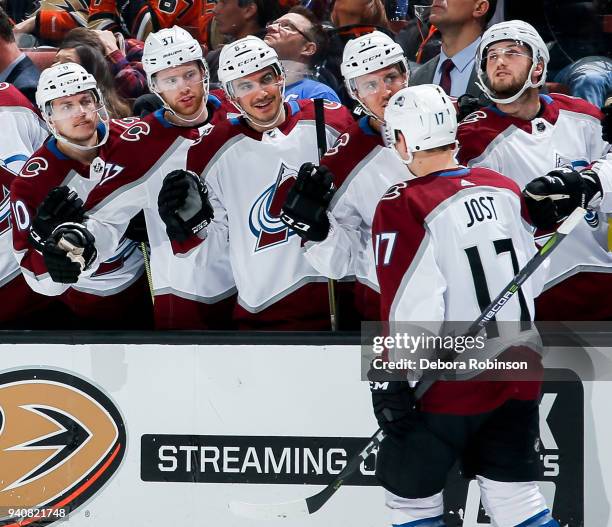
[228,498,309,520]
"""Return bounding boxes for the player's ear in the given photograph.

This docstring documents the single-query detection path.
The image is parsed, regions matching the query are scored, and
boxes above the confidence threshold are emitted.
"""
[301,41,316,59]
[531,59,545,84]
[242,1,258,23]
[396,132,409,159]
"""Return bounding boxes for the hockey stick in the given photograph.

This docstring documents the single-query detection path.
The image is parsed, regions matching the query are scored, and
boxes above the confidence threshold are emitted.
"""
[228,207,585,520]
[314,97,338,332]
[415,205,586,398]
[228,428,385,520]
[140,242,155,305]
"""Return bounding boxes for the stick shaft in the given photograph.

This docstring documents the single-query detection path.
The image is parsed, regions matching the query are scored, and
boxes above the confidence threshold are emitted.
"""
[314,98,338,331]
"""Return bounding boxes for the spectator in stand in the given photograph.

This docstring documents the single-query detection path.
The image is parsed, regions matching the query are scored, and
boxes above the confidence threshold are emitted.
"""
[93,30,148,99]
[58,28,147,101]
[264,6,340,102]
[13,0,89,44]
[208,0,286,83]
[324,0,394,107]
[331,0,391,29]
[56,28,131,117]
[409,0,496,101]
[394,2,441,64]
[0,7,40,105]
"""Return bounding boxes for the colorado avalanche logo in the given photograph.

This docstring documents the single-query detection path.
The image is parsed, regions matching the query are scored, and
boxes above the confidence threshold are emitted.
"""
[20,157,48,177]
[120,121,151,142]
[249,163,299,252]
[458,110,487,126]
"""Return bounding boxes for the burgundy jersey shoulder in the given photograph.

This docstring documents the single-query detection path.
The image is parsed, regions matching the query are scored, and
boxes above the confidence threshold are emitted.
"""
[321,117,383,187]
[292,98,354,133]
[209,89,239,119]
[548,93,603,121]
[186,116,246,175]
[0,82,38,113]
[456,107,515,164]
[11,140,86,206]
[377,167,524,225]
[85,113,200,209]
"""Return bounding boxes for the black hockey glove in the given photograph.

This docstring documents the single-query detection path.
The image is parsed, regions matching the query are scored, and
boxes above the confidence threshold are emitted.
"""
[523,167,602,229]
[457,94,481,121]
[280,162,335,242]
[43,222,97,284]
[602,101,611,144]
[368,368,417,440]
[30,186,85,251]
[158,169,214,242]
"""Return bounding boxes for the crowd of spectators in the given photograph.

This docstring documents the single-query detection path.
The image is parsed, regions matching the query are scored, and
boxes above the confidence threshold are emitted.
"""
[1,0,610,111]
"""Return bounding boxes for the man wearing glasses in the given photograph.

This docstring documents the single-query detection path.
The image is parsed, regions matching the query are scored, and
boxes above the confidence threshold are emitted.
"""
[37,26,238,329]
[156,36,354,329]
[280,31,410,323]
[457,20,612,321]
[264,6,341,103]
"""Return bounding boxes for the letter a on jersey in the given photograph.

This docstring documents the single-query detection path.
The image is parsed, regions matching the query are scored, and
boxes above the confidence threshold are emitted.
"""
[249,163,299,252]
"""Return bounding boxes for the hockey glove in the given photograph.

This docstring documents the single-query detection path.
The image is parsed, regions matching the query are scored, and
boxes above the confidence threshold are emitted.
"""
[602,101,611,144]
[280,162,335,242]
[30,186,85,251]
[457,94,481,121]
[523,167,602,229]
[43,222,97,284]
[368,368,417,440]
[158,170,214,242]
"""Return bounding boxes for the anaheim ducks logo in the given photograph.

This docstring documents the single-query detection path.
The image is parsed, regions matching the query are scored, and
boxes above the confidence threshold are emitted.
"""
[0,369,126,526]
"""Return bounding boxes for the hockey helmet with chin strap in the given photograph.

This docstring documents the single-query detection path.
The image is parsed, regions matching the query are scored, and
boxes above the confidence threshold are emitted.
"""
[476,20,549,105]
[36,62,109,150]
[341,30,409,120]
[383,84,457,165]
[218,36,286,126]
[143,26,209,120]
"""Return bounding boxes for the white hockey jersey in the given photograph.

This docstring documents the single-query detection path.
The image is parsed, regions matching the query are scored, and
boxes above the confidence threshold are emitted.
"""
[84,97,238,329]
[372,166,543,415]
[177,99,354,329]
[304,116,410,320]
[457,94,612,290]
[0,83,48,293]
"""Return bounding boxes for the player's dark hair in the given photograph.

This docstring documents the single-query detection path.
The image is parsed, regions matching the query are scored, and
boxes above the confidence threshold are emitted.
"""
[427,143,457,153]
[289,6,328,67]
[239,0,286,29]
[0,7,15,43]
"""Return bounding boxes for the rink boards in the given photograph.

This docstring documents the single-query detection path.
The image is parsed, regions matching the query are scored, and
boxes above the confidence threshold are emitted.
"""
[0,334,609,527]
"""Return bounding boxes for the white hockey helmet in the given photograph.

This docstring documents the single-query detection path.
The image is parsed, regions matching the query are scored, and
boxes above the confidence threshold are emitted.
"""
[218,35,285,98]
[341,31,409,98]
[384,85,457,165]
[476,20,550,104]
[36,62,109,149]
[36,62,101,115]
[143,26,209,93]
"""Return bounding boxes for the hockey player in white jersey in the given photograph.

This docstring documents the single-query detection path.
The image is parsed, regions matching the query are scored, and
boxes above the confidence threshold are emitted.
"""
[157,36,354,329]
[0,82,51,326]
[36,27,238,329]
[457,20,612,320]
[370,85,557,527]
[10,63,151,328]
[279,31,410,323]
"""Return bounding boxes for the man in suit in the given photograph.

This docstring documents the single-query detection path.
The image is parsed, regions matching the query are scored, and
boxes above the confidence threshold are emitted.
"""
[0,7,40,105]
[409,0,496,102]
